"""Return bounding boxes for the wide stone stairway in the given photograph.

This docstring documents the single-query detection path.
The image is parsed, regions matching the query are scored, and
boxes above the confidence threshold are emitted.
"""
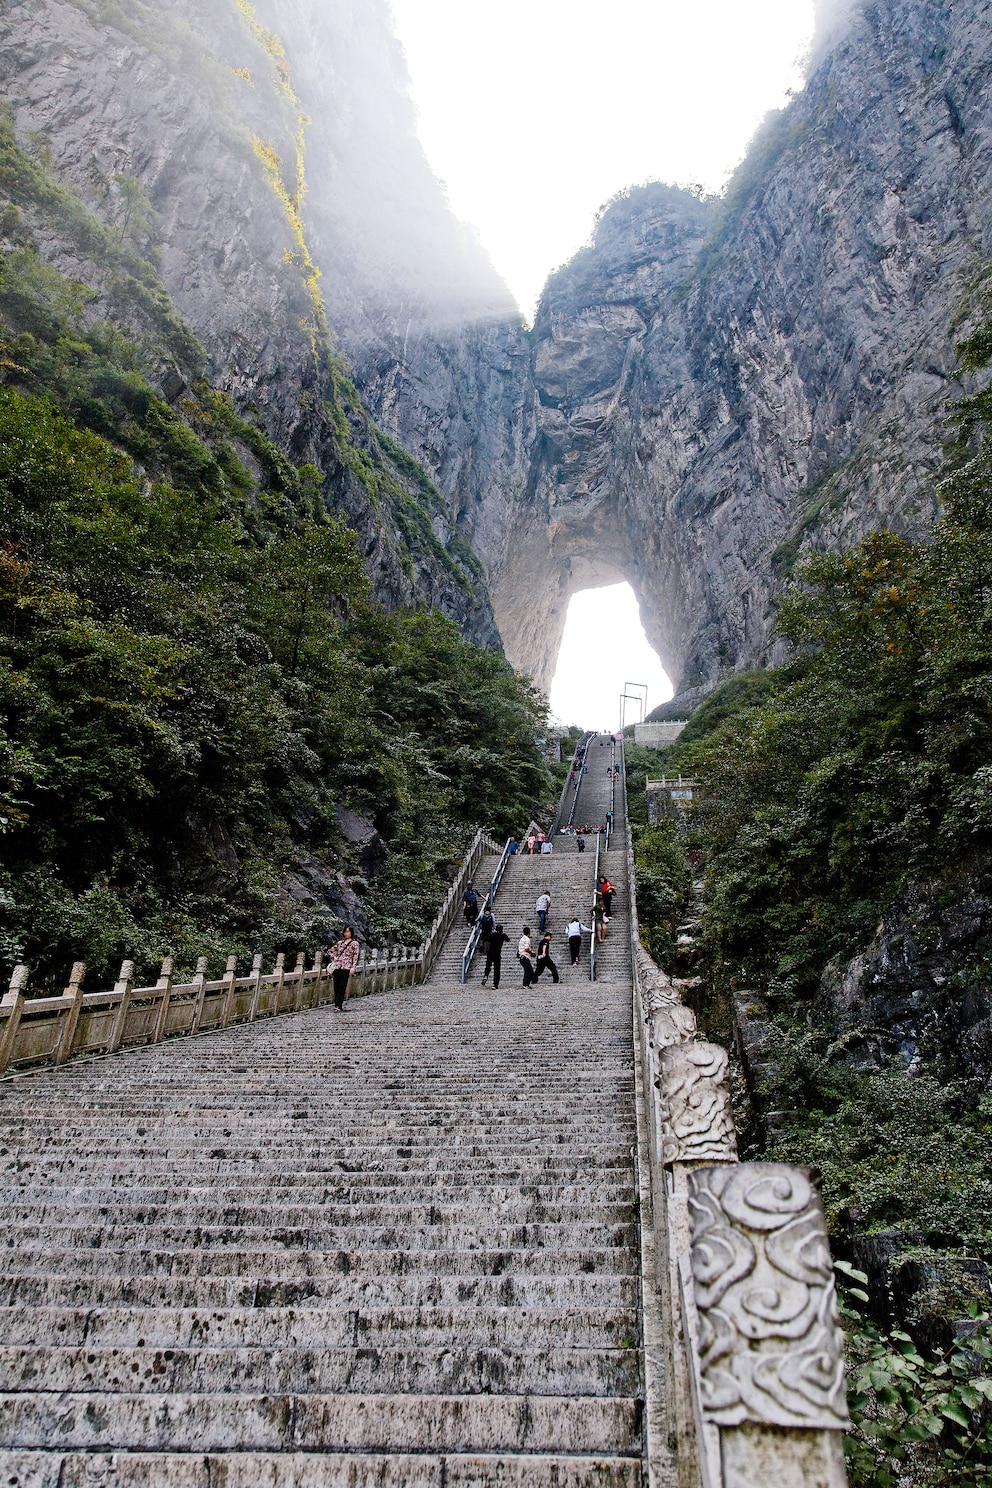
[0,737,646,1486]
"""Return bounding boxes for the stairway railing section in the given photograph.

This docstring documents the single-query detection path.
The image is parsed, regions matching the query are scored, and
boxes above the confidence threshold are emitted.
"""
[622,760,850,1488]
[0,825,502,1079]
[590,828,601,982]
[563,732,592,831]
[460,835,514,983]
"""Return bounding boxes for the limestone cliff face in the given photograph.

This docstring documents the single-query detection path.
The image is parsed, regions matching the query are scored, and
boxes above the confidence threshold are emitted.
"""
[479,0,992,694]
[2,0,990,696]
[0,0,503,645]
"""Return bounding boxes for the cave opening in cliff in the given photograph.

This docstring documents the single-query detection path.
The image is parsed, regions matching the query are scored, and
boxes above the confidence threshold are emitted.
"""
[548,583,672,733]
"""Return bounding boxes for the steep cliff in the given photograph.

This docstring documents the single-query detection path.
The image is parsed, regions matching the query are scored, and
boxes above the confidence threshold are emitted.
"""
[492,0,992,695]
[0,0,503,645]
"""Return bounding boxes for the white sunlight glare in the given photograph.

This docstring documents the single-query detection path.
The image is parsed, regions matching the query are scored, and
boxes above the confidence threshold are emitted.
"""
[389,0,816,316]
[549,585,673,732]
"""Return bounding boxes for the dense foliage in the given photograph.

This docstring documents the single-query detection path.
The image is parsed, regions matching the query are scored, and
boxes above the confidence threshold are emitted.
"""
[0,387,551,983]
[627,316,992,1482]
[0,105,553,986]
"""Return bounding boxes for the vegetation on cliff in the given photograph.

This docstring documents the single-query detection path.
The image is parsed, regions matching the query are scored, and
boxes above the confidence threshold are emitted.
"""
[0,113,551,987]
[631,316,992,1481]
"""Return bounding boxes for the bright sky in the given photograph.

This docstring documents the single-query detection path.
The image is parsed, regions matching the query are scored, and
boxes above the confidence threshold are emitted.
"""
[389,0,816,317]
[387,0,817,725]
[548,584,673,733]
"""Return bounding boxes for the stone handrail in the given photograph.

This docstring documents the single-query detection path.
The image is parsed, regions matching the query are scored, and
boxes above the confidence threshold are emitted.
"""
[622,753,849,1488]
[0,826,503,1079]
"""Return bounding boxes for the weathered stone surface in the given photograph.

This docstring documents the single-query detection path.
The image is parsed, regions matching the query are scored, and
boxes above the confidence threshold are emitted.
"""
[0,0,501,645]
[488,0,992,693]
[687,1165,849,1432]
[657,1043,738,1166]
[818,860,992,1081]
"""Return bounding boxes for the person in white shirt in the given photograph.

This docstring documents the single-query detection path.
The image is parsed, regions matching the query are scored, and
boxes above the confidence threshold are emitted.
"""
[518,927,535,987]
[567,919,593,966]
[535,891,551,932]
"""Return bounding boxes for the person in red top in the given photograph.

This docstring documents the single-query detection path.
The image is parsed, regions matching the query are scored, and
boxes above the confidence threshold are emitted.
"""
[599,877,615,917]
[327,926,360,1011]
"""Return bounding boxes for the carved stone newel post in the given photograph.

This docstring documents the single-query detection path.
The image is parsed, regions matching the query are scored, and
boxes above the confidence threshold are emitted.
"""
[688,1163,849,1487]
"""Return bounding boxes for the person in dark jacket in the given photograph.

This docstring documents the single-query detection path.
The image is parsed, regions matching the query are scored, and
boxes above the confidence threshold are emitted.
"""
[482,924,510,988]
[535,933,560,984]
[478,903,494,950]
[462,880,480,926]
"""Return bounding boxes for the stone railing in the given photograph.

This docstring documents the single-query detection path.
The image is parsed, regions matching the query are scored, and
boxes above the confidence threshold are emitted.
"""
[623,787,849,1488]
[0,826,502,1079]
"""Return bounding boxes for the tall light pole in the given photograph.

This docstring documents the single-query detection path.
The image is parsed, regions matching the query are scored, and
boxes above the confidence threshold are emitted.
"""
[619,682,648,733]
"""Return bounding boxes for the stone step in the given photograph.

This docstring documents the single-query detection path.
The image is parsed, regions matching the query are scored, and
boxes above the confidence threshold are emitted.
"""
[0,1245,639,1280]
[0,1344,641,1397]
[0,1304,639,1349]
[0,1272,639,1311]
[0,1391,643,1455]
[3,1181,637,1207]
[0,1221,639,1251]
[1,1450,641,1488]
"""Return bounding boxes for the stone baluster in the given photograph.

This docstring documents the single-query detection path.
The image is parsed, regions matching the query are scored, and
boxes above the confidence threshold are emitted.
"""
[0,965,30,1074]
[687,1164,850,1488]
[270,953,286,1018]
[189,956,210,1034]
[247,953,264,1021]
[55,961,87,1065]
[292,951,306,1012]
[219,954,239,1027]
[107,960,136,1053]
[656,1041,739,1488]
[310,950,323,1008]
[151,957,175,1043]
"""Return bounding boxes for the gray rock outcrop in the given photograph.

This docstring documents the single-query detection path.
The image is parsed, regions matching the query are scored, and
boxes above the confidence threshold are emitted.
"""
[0,0,504,645]
[475,0,992,694]
[2,0,991,699]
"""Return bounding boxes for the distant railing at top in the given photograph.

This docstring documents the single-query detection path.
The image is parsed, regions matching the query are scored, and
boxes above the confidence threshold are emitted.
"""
[560,733,592,833]
[0,825,503,1081]
[622,752,850,1488]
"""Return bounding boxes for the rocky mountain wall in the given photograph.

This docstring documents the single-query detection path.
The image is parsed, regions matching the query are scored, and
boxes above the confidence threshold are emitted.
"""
[492,0,992,694]
[0,0,503,645]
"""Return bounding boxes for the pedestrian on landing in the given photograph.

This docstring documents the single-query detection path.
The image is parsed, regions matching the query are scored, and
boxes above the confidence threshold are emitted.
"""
[482,923,510,987]
[567,918,593,965]
[600,877,615,917]
[518,926,536,987]
[535,890,551,933]
[541,838,553,854]
[535,933,560,984]
[328,926,360,1011]
[606,810,613,829]
[577,834,586,853]
[526,833,537,856]
[508,837,519,856]
[478,903,495,949]
[462,880,480,926]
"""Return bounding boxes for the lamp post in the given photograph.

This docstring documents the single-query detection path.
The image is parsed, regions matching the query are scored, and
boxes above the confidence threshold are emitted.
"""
[620,681,648,732]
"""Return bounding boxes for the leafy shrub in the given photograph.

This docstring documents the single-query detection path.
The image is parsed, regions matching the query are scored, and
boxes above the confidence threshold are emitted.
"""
[839,1264,992,1487]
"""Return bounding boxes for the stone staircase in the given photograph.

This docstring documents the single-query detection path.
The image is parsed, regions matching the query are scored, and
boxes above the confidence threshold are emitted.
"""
[0,739,647,1485]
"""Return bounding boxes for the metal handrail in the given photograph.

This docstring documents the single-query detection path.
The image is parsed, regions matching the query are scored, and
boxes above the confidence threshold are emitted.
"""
[460,835,514,983]
[564,732,592,831]
[590,828,601,982]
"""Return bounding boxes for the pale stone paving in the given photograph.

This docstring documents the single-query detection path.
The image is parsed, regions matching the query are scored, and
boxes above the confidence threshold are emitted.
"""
[0,746,645,1487]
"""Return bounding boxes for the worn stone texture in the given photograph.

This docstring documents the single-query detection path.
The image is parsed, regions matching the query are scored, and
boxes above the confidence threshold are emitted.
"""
[0,0,502,645]
[490,0,992,692]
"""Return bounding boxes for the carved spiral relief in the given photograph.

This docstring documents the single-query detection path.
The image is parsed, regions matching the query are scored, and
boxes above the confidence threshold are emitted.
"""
[649,1003,697,1049]
[658,1043,738,1165]
[687,1163,850,1430]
